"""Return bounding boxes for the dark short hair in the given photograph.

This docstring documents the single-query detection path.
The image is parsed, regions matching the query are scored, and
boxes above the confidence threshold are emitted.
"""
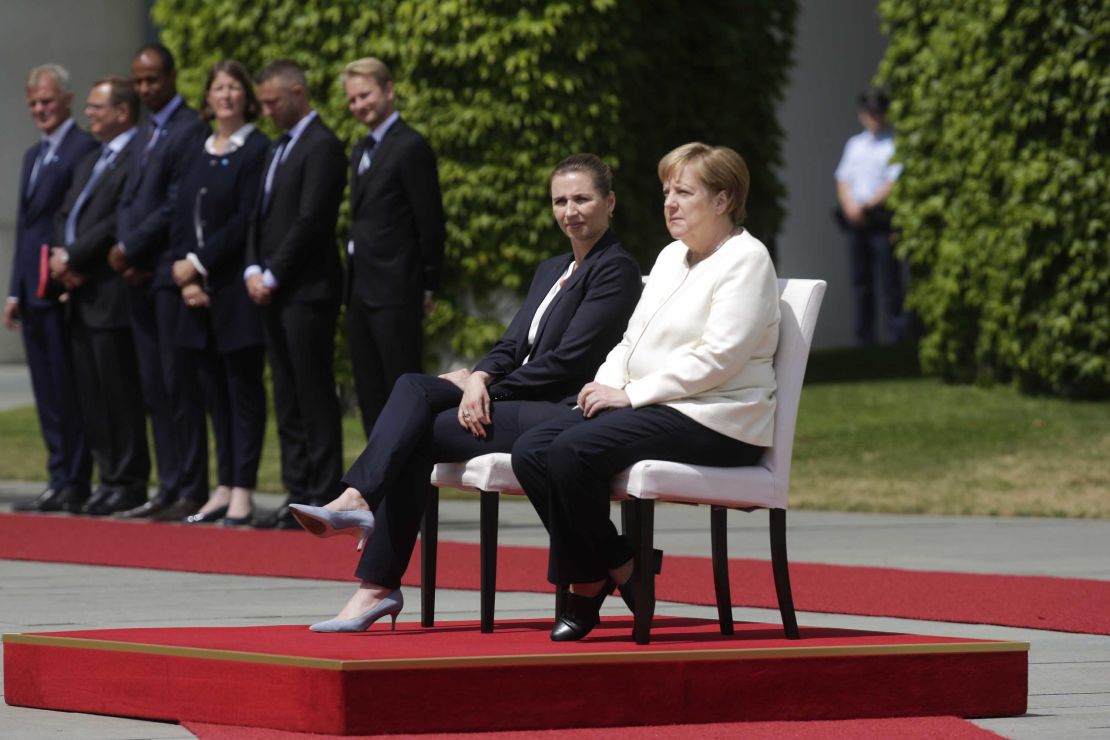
[200,59,261,123]
[134,43,175,73]
[257,59,307,89]
[551,153,613,195]
[858,88,890,115]
[95,75,140,124]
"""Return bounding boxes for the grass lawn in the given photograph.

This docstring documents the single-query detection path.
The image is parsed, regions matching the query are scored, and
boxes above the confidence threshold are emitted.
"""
[2,348,1106,517]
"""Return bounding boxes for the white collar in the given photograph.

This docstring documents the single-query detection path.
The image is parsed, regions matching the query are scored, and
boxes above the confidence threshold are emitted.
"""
[370,110,400,143]
[106,126,139,156]
[205,122,256,155]
[41,117,75,152]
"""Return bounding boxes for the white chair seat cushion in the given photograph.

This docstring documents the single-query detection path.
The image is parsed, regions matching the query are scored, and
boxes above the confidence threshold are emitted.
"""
[614,459,781,510]
[432,453,783,511]
[432,453,522,494]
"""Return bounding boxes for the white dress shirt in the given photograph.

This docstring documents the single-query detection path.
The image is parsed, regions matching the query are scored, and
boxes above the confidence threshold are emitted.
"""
[834,128,903,204]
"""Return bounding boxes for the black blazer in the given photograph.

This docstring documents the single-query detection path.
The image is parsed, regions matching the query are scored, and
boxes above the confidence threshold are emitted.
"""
[116,100,209,288]
[474,230,642,402]
[346,117,446,308]
[246,115,346,304]
[172,129,270,352]
[56,139,136,329]
[9,123,98,308]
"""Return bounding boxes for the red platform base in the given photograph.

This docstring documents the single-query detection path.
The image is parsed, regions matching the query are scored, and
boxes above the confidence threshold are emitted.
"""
[3,618,1027,735]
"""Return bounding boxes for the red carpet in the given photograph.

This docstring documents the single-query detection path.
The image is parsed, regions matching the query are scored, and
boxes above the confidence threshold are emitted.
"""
[4,618,1026,733]
[184,715,1004,739]
[1,512,1108,634]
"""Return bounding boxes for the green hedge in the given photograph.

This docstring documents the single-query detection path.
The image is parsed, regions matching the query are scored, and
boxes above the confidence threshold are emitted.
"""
[878,0,1109,399]
[153,0,795,367]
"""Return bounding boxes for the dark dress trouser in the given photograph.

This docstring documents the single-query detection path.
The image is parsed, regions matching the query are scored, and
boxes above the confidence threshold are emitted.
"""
[344,373,569,588]
[193,343,266,489]
[511,405,763,585]
[848,223,904,345]
[129,284,208,500]
[22,302,91,490]
[346,297,424,438]
[70,318,150,489]
[263,298,343,504]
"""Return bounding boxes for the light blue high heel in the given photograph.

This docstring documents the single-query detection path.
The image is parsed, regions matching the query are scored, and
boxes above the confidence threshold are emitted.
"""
[288,504,375,551]
[309,589,404,633]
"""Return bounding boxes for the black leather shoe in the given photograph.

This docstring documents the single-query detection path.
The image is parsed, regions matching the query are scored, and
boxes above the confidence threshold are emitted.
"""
[250,504,300,530]
[116,490,173,519]
[184,505,228,524]
[551,578,615,642]
[87,486,148,516]
[79,486,115,516]
[152,498,202,522]
[13,486,89,513]
[616,548,664,614]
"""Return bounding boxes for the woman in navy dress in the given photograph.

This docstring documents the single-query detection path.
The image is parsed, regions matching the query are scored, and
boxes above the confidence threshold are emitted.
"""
[171,60,269,525]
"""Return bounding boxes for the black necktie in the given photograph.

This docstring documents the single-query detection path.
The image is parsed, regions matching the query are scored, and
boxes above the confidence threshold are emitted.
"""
[358,135,376,176]
[262,134,292,213]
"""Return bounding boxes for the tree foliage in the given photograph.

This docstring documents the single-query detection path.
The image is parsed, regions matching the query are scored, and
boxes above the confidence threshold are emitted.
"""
[152,0,795,365]
[878,0,1109,398]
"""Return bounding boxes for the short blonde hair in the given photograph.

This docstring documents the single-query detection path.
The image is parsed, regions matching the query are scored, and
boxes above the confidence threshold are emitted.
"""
[27,64,70,92]
[658,142,750,226]
[343,57,393,88]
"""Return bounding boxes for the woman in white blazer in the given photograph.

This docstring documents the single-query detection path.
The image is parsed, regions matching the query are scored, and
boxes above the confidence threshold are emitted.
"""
[512,142,781,642]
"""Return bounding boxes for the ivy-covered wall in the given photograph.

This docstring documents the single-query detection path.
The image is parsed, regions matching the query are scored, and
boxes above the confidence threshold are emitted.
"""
[878,0,1108,398]
[153,0,796,366]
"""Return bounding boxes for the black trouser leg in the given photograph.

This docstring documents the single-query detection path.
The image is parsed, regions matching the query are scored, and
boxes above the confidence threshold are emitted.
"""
[514,406,762,585]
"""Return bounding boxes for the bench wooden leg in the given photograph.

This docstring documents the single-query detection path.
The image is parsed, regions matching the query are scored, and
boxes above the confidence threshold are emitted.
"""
[711,506,734,635]
[479,490,499,633]
[420,484,439,628]
[632,500,655,645]
[769,508,800,639]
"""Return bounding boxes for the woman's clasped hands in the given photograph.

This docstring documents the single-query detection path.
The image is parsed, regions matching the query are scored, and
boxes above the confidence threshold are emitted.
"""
[577,381,630,418]
[440,367,493,438]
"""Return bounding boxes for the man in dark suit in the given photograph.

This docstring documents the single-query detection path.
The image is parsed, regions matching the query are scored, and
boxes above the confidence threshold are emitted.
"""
[48,77,151,515]
[341,57,445,436]
[111,44,210,520]
[246,59,346,528]
[6,65,98,513]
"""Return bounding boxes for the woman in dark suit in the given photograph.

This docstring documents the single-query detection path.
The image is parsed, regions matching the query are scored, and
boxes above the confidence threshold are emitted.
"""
[289,154,643,631]
[171,60,269,525]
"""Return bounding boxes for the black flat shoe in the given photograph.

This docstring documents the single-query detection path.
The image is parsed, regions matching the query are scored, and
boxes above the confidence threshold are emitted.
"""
[551,578,615,642]
[184,506,228,524]
[221,511,253,527]
[616,548,664,613]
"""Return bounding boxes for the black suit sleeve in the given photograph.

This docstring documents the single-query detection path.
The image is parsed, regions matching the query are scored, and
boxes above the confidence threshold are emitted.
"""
[267,132,347,285]
[484,255,643,400]
[397,136,446,292]
[64,151,133,273]
[124,119,207,262]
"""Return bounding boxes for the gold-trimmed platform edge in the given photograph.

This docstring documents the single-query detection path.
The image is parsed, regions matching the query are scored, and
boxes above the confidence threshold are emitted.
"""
[2,633,1029,672]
